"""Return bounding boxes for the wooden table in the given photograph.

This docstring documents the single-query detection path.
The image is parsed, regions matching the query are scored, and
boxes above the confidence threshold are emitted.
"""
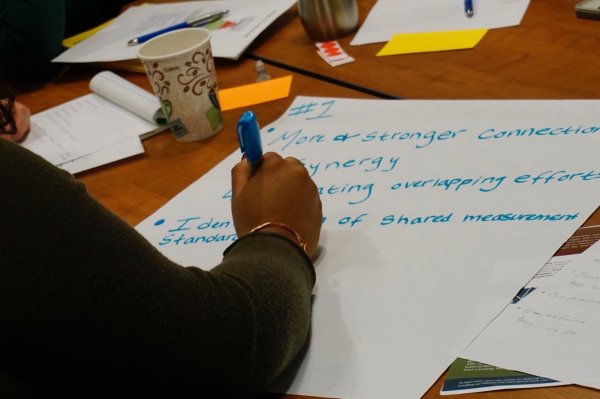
[15,2,600,396]
[248,0,600,100]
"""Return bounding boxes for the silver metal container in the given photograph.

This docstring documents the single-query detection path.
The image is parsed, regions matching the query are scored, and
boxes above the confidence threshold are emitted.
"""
[298,0,358,41]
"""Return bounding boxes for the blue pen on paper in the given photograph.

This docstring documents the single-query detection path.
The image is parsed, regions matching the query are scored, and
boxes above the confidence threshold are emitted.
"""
[127,10,229,46]
[237,111,263,178]
[465,0,473,17]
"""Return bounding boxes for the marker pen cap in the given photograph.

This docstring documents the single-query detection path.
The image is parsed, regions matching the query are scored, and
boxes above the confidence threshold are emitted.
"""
[237,111,263,162]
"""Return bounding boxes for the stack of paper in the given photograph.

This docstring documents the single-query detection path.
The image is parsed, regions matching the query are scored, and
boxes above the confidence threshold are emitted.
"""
[53,0,296,63]
[21,72,164,174]
[462,235,600,392]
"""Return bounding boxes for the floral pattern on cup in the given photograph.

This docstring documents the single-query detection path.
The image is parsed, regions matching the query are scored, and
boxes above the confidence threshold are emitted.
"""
[142,61,171,97]
[137,29,223,142]
[177,48,218,101]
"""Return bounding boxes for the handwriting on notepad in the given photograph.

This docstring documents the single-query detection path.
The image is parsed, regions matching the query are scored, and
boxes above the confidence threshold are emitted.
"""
[278,100,600,151]
[267,125,600,152]
[300,156,401,178]
[513,312,579,335]
[151,209,582,249]
[509,259,600,336]
[288,100,335,119]
[154,216,237,246]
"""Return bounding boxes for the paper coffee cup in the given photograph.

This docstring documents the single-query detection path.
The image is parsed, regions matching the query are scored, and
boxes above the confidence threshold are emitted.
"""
[137,28,223,142]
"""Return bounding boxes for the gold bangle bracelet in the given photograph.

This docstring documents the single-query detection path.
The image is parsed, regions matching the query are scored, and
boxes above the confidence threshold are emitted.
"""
[249,222,308,253]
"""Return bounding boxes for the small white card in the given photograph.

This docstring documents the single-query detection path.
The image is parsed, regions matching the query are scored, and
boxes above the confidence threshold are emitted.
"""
[316,41,355,67]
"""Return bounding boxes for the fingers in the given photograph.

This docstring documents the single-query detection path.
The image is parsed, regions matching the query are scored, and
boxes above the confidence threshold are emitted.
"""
[231,152,308,199]
[284,156,305,167]
[232,153,282,198]
[261,152,303,167]
[230,150,322,255]
[231,159,249,199]
[261,151,283,164]
[256,152,305,170]
[13,102,31,142]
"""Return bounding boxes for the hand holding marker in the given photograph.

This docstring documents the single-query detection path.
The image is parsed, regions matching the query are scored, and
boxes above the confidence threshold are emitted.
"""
[233,111,322,257]
[237,111,263,178]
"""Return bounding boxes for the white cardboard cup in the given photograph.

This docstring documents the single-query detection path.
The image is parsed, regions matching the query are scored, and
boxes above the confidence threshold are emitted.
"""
[137,29,223,142]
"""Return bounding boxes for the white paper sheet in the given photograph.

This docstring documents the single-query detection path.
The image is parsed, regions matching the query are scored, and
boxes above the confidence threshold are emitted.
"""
[462,240,600,390]
[136,97,600,399]
[21,94,153,166]
[58,136,144,174]
[351,0,531,46]
[439,256,577,395]
[53,0,296,63]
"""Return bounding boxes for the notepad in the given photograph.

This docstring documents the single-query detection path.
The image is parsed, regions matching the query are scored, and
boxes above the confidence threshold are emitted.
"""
[21,71,165,174]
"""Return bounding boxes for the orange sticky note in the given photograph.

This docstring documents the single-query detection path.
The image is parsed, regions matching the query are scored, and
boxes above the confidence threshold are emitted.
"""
[219,76,293,111]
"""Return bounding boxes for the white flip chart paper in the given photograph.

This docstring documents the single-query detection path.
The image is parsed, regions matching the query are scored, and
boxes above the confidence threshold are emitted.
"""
[351,0,531,46]
[58,137,144,175]
[462,240,600,391]
[136,97,600,399]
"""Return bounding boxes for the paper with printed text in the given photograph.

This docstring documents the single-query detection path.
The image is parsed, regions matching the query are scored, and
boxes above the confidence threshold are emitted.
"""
[462,240,600,390]
[53,0,296,62]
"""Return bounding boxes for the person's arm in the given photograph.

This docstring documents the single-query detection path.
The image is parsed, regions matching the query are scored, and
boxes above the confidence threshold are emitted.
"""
[0,0,64,83]
[0,140,320,398]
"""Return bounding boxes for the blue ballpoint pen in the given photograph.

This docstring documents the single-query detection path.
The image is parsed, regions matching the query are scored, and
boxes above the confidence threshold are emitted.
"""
[127,10,229,46]
[237,111,263,178]
[464,0,473,17]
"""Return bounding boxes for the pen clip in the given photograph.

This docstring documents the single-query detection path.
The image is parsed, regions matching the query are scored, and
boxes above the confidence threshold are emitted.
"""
[189,10,229,27]
[236,121,246,155]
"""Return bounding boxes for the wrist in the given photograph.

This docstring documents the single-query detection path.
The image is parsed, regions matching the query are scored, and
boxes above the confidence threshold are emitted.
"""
[258,227,300,244]
[249,222,307,253]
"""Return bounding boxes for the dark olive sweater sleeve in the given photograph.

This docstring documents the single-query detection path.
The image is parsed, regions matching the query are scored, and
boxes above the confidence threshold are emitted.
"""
[0,139,315,398]
[0,0,130,84]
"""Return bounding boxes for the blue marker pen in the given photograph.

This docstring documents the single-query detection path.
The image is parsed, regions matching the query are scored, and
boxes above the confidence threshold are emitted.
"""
[127,10,229,46]
[237,111,263,178]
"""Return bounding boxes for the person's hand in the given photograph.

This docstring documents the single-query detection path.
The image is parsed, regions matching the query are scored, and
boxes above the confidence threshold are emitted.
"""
[0,101,31,142]
[231,152,322,257]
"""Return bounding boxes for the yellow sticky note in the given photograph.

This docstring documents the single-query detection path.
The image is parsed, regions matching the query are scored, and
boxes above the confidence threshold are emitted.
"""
[376,29,488,56]
[62,3,149,48]
[219,76,293,112]
[63,19,116,48]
